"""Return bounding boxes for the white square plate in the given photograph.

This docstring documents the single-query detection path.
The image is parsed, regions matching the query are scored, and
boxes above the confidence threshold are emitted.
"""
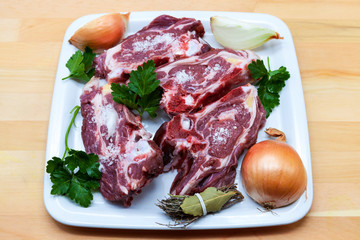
[44,11,313,229]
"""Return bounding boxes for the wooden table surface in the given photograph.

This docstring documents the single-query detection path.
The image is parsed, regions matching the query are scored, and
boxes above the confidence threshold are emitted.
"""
[1,0,359,239]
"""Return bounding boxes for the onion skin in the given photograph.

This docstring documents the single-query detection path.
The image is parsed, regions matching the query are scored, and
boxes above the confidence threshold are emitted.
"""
[241,139,307,209]
[69,12,130,53]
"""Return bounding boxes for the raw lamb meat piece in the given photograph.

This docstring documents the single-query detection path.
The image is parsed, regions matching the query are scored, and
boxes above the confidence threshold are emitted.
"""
[154,84,266,195]
[80,77,163,207]
[94,15,211,82]
[156,48,259,116]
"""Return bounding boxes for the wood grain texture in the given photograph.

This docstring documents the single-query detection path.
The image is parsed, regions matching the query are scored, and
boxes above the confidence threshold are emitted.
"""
[0,0,359,239]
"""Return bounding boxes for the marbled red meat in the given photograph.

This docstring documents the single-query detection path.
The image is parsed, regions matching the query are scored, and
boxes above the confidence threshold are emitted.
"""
[94,15,211,82]
[156,48,259,116]
[80,78,163,206]
[154,84,266,195]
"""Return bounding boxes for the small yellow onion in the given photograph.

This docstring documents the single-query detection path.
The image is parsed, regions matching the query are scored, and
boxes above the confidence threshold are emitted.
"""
[210,16,282,50]
[241,128,307,209]
[69,12,130,53]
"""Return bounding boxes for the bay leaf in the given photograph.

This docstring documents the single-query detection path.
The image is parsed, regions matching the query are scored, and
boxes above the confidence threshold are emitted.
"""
[180,187,237,216]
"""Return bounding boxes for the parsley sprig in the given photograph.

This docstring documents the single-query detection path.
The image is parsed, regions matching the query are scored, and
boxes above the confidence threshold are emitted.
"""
[46,106,101,207]
[248,57,290,118]
[111,60,162,118]
[62,46,96,82]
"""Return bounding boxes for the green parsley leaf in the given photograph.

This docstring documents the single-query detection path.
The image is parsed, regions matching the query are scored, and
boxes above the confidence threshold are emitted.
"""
[67,177,93,207]
[49,168,72,195]
[248,58,290,118]
[266,78,286,94]
[111,60,162,119]
[47,149,101,207]
[137,87,162,118]
[62,46,96,82]
[64,153,78,172]
[248,59,268,85]
[76,172,100,190]
[86,68,95,80]
[46,105,102,207]
[82,46,96,70]
[46,157,63,174]
[67,149,101,179]
[269,66,290,83]
[128,60,159,97]
[258,84,280,117]
[110,83,138,109]
[65,51,84,75]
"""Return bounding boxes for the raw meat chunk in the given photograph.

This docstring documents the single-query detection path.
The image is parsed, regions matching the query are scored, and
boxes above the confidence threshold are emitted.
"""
[154,84,266,195]
[80,78,163,206]
[156,48,259,116]
[94,15,211,82]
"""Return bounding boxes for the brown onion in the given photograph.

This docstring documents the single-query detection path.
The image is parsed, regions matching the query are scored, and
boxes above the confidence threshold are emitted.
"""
[241,128,307,209]
[69,12,130,53]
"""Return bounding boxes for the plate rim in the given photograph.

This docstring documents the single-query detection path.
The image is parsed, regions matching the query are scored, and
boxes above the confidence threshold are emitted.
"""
[44,10,313,230]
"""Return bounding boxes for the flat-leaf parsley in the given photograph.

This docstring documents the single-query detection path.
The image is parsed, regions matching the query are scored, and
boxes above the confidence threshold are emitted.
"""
[248,58,290,118]
[111,60,162,118]
[62,46,96,82]
[46,106,101,207]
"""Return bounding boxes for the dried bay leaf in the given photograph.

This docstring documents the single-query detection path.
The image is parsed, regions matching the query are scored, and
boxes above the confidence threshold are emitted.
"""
[157,184,244,228]
[180,187,237,216]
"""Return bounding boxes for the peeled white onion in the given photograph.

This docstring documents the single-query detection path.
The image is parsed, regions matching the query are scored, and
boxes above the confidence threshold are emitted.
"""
[210,16,282,50]
[240,128,307,209]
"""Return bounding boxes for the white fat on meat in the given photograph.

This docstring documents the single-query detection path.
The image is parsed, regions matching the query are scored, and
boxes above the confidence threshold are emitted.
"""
[175,69,194,84]
[89,92,110,155]
[175,138,192,150]
[211,127,230,145]
[185,39,202,56]
[133,140,153,158]
[180,117,191,130]
[132,33,175,52]
[216,109,238,121]
[107,67,125,81]
[160,89,176,107]
[101,104,118,139]
[213,63,221,71]
[104,45,124,72]
[184,95,195,106]
[169,34,204,58]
